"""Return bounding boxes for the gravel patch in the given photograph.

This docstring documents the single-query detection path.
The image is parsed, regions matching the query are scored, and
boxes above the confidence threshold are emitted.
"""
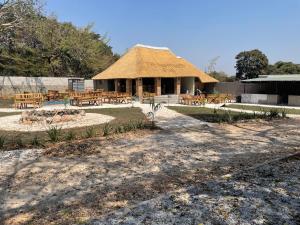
[0,118,299,224]
[92,153,300,225]
[0,113,114,132]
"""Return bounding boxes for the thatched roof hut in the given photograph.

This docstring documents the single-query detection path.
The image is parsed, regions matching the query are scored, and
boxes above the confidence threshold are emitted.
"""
[92,44,218,83]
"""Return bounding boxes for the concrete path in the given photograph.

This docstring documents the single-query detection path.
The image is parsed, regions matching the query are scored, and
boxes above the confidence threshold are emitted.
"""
[137,103,211,130]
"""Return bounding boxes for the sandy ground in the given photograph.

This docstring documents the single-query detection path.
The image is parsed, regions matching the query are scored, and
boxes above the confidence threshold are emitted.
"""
[0,113,114,132]
[0,117,299,225]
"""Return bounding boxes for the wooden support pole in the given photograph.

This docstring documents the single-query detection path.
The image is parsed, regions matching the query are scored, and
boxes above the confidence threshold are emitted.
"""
[114,79,118,92]
[126,79,132,95]
[155,78,161,96]
[137,78,143,100]
[175,77,181,94]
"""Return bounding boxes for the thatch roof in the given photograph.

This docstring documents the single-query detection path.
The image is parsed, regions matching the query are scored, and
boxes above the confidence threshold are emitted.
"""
[92,44,219,83]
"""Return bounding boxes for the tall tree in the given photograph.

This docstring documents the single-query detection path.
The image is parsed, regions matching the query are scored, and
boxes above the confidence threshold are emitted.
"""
[235,49,268,80]
[209,71,235,82]
[268,61,300,74]
[0,0,119,78]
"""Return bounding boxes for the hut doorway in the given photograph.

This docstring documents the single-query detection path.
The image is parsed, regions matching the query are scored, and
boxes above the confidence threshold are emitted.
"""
[143,78,155,93]
[132,79,136,95]
[107,80,115,91]
[161,78,175,95]
[118,79,126,92]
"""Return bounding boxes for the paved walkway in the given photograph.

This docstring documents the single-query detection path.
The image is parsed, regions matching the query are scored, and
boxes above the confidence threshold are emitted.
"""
[137,103,211,130]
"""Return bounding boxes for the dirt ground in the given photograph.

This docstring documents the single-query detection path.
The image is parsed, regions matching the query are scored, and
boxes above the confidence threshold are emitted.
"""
[0,118,300,225]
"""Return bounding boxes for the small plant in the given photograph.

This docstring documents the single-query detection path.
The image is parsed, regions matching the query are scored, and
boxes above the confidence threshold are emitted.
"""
[0,135,5,149]
[31,135,40,147]
[65,130,76,141]
[47,126,61,142]
[146,99,163,127]
[135,120,145,129]
[16,136,24,148]
[85,127,96,138]
[102,123,111,136]
[115,125,125,134]
[63,96,69,109]
[281,109,287,118]
[224,110,233,123]
[213,108,218,114]
[268,109,280,119]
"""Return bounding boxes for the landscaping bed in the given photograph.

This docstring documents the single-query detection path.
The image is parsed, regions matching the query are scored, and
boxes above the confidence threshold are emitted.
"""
[0,107,149,150]
[167,106,286,123]
[1,119,299,225]
[223,103,300,114]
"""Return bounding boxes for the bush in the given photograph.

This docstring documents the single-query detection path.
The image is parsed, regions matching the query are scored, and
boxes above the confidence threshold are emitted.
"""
[47,126,61,142]
[31,135,40,147]
[115,125,125,134]
[16,136,24,148]
[65,130,76,141]
[0,135,5,149]
[281,110,287,118]
[85,127,96,138]
[268,109,280,118]
[102,123,111,136]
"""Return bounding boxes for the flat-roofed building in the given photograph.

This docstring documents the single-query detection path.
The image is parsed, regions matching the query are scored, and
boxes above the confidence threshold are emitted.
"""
[241,74,300,106]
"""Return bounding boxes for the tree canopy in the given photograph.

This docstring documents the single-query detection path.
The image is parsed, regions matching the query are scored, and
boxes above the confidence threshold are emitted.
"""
[0,0,119,78]
[235,49,269,80]
[209,71,235,82]
[268,61,300,75]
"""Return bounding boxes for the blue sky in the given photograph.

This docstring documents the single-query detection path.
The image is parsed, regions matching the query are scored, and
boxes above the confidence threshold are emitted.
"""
[45,0,300,75]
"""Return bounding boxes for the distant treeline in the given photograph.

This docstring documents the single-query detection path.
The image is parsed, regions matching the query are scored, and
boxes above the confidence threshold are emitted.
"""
[0,0,119,78]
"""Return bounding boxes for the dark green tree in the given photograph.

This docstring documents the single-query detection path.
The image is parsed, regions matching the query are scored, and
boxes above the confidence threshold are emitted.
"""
[268,61,300,74]
[0,0,119,78]
[209,71,235,82]
[235,49,269,80]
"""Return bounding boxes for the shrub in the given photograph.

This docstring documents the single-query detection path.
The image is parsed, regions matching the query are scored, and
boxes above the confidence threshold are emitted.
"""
[115,125,125,134]
[0,135,5,149]
[31,135,40,147]
[47,126,61,142]
[65,130,76,141]
[268,109,280,119]
[136,120,145,129]
[102,123,111,136]
[16,136,24,148]
[281,109,287,118]
[85,127,96,138]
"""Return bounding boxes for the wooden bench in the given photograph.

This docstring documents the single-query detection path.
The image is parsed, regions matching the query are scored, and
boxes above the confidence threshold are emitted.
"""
[180,94,206,105]
[14,93,44,109]
[71,91,103,106]
[142,92,156,103]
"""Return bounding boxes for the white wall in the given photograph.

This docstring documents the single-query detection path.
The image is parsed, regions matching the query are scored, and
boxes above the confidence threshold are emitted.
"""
[181,77,195,95]
[288,95,300,106]
[0,76,93,97]
[242,94,280,105]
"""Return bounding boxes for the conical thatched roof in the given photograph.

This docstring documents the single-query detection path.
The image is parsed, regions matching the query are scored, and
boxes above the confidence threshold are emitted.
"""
[92,44,218,83]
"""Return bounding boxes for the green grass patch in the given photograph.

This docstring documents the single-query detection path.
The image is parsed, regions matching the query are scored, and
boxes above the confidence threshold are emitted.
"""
[168,106,285,123]
[0,107,149,150]
[0,98,14,108]
[223,104,300,115]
